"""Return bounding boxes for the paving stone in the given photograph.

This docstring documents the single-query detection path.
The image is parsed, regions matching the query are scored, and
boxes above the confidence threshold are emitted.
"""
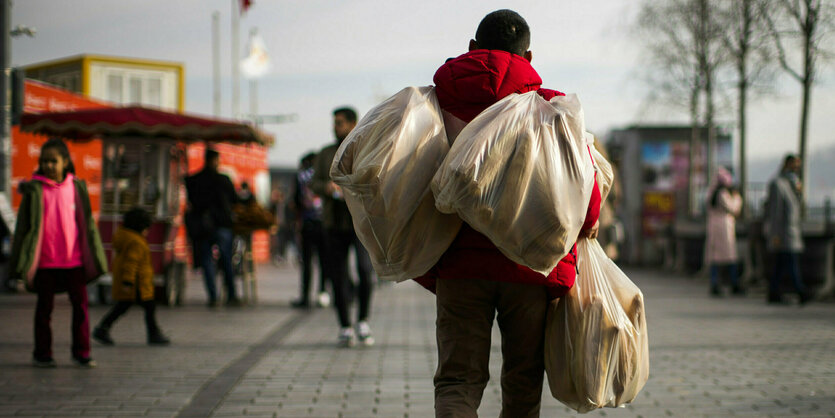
[2,265,835,417]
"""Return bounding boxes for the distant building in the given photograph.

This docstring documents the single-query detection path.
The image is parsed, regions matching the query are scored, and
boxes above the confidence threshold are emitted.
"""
[24,54,184,111]
[607,125,733,265]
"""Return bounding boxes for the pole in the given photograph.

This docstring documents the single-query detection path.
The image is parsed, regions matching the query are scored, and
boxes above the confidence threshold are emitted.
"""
[248,27,258,122]
[212,11,221,117]
[231,0,240,119]
[250,79,257,123]
[0,0,11,200]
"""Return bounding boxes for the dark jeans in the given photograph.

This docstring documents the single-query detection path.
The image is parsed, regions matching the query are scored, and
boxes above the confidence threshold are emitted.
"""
[299,219,329,303]
[769,251,807,298]
[196,227,237,302]
[434,278,547,418]
[33,267,90,360]
[710,263,739,288]
[327,229,373,328]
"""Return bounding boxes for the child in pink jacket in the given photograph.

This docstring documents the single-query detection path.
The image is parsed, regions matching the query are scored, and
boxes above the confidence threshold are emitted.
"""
[10,138,107,368]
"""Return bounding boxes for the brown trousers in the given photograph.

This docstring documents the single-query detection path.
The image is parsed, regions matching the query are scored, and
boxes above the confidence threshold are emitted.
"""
[434,278,548,418]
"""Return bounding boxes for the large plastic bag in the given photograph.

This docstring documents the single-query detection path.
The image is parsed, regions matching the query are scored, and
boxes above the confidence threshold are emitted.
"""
[431,92,595,275]
[545,238,649,412]
[330,86,462,282]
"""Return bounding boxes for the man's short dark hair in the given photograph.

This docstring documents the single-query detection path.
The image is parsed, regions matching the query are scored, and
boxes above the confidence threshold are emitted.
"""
[475,9,531,56]
[123,207,152,233]
[333,107,358,124]
[783,154,799,168]
[301,152,316,165]
[205,147,220,162]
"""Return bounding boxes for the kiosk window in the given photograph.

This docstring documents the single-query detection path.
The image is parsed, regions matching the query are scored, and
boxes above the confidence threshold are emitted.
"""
[102,142,167,215]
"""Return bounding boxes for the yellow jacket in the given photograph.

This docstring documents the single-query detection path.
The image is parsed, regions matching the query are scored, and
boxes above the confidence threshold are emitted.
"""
[111,227,154,302]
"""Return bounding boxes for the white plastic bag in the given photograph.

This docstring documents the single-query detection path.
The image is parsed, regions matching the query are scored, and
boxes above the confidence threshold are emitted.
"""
[330,86,462,282]
[431,92,595,275]
[545,238,649,412]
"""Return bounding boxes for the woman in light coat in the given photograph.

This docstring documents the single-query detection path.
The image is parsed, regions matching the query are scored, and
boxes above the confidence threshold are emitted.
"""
[705,167,743,296]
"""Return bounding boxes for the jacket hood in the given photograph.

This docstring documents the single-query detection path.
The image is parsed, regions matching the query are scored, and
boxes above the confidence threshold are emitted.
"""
[17,173,75,195]
[433,49,549,122]
[113,227,144,253]
[30,173,75,189]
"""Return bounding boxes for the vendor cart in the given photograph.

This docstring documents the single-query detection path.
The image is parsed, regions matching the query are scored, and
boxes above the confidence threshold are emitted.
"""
[21,106,273,305]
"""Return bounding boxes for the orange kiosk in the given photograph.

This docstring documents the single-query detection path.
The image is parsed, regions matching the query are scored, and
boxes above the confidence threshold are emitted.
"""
[20,106,273,305]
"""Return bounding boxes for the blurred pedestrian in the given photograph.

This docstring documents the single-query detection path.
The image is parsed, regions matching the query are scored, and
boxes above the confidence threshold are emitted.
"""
[763,154,811,304]
[269,188,299,264]
[10,138,107,368]
[93,207,170,346]
[312,107,375,347]
[413,10,601,417]
[268,188,284,264]
[705,167,743,296]
[279,191,299,262]
[237,181,256,205]
[291,152,330,308]
[185,147,242,307]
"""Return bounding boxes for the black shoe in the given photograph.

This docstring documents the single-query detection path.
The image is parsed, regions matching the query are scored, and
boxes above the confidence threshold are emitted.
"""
[731,286,746,296]
[225,298,244,307]
[72,356,97,368]
[93,327,115,346]
[710,286,722,297]
[32,356,57,368]
[767,293,784,304]
[799,292,814,306]
[290,299,310,309]
[207,299,219,308]
[148,332,171,346]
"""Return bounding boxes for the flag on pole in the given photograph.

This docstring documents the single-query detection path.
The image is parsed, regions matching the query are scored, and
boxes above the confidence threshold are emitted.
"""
[240,0,252,14]
[241,31,270,79]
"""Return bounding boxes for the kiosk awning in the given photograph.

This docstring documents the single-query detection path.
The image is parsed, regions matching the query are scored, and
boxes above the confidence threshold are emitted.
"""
[20,105,274,146]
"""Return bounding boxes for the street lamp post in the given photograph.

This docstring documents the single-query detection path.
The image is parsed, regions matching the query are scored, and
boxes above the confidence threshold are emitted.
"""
[1,0,12,203]
[1,1,35,204]
[1,0,35,244]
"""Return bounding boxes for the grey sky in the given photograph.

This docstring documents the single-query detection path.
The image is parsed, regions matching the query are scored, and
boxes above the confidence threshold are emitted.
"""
[10,0,835,175]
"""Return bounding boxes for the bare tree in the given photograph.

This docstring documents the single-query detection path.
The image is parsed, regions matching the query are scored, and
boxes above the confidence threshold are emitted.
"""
[637,0,726,216]
[766,0,833,206]
[716,0,776,218]
[695,0,725,193]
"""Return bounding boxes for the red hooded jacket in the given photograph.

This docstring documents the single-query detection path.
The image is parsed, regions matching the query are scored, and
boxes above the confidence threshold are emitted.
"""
[415,49,601,298]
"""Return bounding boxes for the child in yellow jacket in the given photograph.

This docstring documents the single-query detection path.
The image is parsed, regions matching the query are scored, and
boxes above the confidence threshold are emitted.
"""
[93,207,170,345]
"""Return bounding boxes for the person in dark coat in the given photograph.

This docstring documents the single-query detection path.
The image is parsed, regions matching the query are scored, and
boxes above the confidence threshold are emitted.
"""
[291,152,330,308]
[311,108,376,347]
[763,154,811,304]
[185,147,241,307]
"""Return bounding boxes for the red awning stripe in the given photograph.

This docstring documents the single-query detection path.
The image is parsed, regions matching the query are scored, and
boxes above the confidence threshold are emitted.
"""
[20,105,274,146]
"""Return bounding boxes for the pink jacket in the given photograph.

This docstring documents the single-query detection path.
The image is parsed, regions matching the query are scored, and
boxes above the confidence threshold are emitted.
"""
[705,188,742,264]
[32,173,83,269]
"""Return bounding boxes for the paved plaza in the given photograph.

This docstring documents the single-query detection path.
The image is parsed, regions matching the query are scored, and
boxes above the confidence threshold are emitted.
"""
[0,261,834,417]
